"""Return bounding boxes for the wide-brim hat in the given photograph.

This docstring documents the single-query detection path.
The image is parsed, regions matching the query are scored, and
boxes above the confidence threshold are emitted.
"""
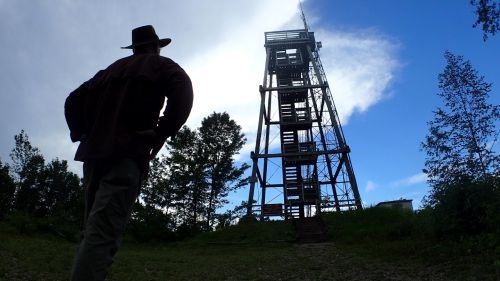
[121,25,171,49]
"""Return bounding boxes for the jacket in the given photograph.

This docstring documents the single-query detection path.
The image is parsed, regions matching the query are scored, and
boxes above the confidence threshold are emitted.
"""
[64,53,193,165]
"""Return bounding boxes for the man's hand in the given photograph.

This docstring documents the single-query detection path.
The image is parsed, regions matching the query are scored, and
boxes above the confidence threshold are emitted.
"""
[136,129,166,160]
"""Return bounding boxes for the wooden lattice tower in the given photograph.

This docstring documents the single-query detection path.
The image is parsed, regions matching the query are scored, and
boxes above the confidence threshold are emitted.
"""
[246,14,362,220]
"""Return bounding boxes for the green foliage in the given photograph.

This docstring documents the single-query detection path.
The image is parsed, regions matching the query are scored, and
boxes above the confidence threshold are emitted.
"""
[421,51,499,253]
[322,207,419,243]
[13,153,45,214]
[9,130,42,182]
[470,0,500,41]
[4,131,84,240]
[198,112,250,230]
[140,157,177,213]
[38,158,82,218]
[0,159,16,218]
[213,200,255,230]
[187,220,294,245]
[129,203,176,242]
[152,112,250,232]
[426,177,500,237]
[322,207,499,279]
[4,113,249,242]
[165,126,208,228]
[422,51,499,187]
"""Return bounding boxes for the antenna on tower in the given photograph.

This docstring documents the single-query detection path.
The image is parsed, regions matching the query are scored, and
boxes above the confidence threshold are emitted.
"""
[299,1,309,31]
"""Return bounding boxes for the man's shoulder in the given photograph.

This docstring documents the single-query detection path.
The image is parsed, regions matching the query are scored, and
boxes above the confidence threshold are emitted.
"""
[158,55,176,64]
[91,55,186,83]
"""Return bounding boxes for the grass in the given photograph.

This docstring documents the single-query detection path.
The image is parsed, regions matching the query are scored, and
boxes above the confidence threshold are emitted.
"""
[322,207,500,280]
[1,208,499,280]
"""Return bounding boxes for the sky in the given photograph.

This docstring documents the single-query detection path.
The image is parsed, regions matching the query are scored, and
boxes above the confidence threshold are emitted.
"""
[0,0,499,210]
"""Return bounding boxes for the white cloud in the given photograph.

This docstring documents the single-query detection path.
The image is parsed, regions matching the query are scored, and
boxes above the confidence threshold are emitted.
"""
[391,172,428,187]
[316,28,400,124]
[365,180,378,192]
[0,0,301,169]
[0,0,400,176]
[186,16,400,160]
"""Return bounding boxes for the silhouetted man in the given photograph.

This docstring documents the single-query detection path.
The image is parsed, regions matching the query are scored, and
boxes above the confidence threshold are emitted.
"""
[65,25,193,281]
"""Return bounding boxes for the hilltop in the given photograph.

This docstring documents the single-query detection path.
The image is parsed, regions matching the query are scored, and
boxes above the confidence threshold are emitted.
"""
[1,207,498,280]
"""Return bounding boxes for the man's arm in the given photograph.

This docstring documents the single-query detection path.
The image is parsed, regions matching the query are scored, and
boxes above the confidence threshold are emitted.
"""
[145,68,193,159]
[155,69,194,140]
[64,81,89,142]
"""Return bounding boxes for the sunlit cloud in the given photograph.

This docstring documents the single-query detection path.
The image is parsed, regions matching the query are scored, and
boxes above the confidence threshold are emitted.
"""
[391,172,427,187]
[316,28,400,124]
[0,0,400,175]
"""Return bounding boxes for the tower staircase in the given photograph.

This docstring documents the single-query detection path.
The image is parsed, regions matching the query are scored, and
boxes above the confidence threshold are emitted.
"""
[246,11,362,221]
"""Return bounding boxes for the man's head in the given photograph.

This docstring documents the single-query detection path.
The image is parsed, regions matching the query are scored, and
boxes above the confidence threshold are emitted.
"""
[121,25,171,54]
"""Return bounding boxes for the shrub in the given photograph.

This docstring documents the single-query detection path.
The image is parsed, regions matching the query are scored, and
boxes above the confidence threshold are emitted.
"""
[128,203,176,242]
[429,177,500,237]
[322,207,417,243]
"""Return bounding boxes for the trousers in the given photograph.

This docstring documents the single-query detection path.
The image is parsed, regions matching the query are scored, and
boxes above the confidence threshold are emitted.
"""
[71,158,142,281]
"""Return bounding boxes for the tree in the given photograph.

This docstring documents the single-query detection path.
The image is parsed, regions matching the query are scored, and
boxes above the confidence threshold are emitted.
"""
[38,158,82,218]
[422,51,500,192]
[0,159,16,218]
[214,200,256,229]
[10,131,46,214]
[165,126,208,230]
[198,112,250,230]
[10,130,43,183]
[129,202,175,241]
[9,131,83,218]
[132,113,250,234]
[470,0,500,41]
[131,156,178,240]
[141,157,172,210]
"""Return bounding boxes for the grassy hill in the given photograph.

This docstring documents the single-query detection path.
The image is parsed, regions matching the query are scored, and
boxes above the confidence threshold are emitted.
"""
[1,208,499,280]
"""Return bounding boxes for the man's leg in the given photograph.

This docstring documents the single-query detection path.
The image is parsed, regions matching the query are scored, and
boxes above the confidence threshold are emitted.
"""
[71,158,141,281]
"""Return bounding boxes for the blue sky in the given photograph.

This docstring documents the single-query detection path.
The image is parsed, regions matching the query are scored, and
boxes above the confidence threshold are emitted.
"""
[309,0,500,208]
[0,0,498,210]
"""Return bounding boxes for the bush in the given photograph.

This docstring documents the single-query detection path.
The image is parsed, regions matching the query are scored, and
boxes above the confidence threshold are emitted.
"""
[322,207,418,243]
[5,211,81,241]
[429,177,500,237]
[128,203,176,242]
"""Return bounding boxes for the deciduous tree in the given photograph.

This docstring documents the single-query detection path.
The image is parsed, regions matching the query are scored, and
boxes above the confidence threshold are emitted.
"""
[422,51,500,194]
[165,126,208,229]
[0,159,16,218]
[10,131,45,213]
[199,112,250,230]
[470,0,500,41]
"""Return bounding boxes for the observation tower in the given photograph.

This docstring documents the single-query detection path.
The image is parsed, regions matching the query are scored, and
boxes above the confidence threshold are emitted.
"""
[246,9,362,220]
